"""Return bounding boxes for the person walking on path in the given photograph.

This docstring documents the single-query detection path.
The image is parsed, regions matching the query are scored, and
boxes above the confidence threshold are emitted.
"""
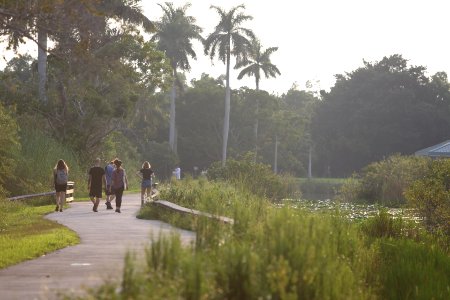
[104,159,116,209]
[136,161,154,206]
[110,159,128,213]
[53,159,69,212]
[88,158,106,212]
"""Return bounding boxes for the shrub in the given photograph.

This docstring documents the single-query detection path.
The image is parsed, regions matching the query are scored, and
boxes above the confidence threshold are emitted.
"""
[338,154,430,206]
[0,103,20,196]
[207,157,300,200]
[8,129,86,196]
[405,159,450,235]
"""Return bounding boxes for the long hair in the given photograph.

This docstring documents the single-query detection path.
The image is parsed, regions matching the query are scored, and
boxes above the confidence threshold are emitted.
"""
[54,159,69,171]
[114,160,123,170]
[142,161,151,169]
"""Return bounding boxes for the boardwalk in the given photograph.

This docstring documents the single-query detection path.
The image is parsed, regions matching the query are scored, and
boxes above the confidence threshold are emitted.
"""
[0,194,196,300]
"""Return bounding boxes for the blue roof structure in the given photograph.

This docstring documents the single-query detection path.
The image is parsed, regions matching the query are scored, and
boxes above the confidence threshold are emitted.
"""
[415,140,450,157]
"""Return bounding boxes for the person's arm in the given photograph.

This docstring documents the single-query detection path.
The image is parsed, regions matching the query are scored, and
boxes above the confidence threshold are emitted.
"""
[136,170,143,179]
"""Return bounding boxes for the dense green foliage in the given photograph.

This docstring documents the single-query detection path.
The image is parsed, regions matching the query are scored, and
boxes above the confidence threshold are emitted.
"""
[0,103,20,196]
[207,156,300,200]
[312,55,450,177]
[405,159,450,235]
[338,154,430,206]
[85,179,450,300]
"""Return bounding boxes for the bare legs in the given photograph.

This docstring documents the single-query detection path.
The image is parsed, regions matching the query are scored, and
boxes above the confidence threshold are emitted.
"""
[105,187,115,209]
[55,191,65,212]
[140,187,151,206]
[90,197,100,212]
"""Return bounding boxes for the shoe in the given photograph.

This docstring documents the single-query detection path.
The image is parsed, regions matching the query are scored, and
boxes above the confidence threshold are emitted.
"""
[106,202,113,210]
[55,206,59,212]
[59,208,63,212]
[115,208,121,213]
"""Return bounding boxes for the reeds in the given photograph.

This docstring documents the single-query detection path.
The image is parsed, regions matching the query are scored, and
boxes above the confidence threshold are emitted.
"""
[86,179,450,299]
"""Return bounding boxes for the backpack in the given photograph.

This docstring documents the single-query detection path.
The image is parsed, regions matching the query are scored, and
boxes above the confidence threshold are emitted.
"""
[56,169,68,185]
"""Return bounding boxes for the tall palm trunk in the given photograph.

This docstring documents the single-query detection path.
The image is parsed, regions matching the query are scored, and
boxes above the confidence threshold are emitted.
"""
[37,28,47,103]
[169,71,176,152]
[254,75,260,162]
[222,45,231,166]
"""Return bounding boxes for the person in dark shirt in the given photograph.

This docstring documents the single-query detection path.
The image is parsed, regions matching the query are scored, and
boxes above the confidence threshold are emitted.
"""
[88,158,106,212]
[136,161,154,206]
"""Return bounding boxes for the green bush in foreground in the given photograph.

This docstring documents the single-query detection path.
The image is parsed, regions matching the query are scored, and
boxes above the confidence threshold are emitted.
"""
[84,179,450,300]
[405,159,450,235]
[207,157,300,200]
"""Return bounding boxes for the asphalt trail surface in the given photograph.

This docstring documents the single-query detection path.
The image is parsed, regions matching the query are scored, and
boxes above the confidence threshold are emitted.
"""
[0,194,195,299]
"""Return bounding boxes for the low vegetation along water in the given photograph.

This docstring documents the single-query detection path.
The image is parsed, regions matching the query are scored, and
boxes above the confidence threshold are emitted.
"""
[281,198,420,221]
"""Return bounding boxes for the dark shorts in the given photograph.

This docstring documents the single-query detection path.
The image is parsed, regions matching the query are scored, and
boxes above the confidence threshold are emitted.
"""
[55,184,67,192]
[89,188,102,198]
[141,179,152,188]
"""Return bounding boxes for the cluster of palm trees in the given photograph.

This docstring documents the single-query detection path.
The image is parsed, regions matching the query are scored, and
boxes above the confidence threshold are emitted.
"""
[152,3,280,166]
[26,1,280,165]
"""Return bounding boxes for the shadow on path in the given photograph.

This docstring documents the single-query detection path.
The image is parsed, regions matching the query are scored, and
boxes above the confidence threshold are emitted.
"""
[0,194,195,300]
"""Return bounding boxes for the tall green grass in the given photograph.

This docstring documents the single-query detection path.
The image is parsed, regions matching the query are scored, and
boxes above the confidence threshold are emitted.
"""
[83,179,450,299]
[8,129,86,196]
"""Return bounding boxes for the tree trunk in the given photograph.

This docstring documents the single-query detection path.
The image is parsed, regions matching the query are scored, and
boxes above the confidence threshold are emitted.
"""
[169,76,176,152]
[222,48,231,166]
[254,76,260,162]
[37,28,47,103]
[254,100,259,162]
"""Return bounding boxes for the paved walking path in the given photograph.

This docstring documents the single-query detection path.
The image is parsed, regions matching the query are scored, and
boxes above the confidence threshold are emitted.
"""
[0,194,196,300]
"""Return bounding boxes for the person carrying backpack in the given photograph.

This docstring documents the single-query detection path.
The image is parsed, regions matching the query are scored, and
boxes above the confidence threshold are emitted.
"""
[53,159,69,212]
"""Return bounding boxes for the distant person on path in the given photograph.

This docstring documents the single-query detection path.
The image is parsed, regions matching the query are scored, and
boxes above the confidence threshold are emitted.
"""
[110,159,128,213]
[53,159,69,212]
[104,159,116,209]
[136,161,154,206]
[88,158,106,212]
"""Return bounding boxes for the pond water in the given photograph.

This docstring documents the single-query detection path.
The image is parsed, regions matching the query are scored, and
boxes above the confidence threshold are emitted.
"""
[276,198,420,221]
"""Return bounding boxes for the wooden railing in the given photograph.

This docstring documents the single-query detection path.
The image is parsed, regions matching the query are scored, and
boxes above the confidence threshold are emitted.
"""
[8,181,75,202]
[152,200,234,225]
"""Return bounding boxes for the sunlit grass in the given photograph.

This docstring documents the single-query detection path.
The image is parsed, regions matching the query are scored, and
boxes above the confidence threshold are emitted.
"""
[0,199,79,269]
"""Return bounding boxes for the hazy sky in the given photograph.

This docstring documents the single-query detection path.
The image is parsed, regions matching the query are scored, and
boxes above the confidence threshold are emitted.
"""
[142,0,450,94]
[1,0,449,95]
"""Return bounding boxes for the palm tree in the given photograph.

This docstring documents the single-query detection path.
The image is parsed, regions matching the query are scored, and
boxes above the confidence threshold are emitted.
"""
[237,38,280,161]
[151,2,202,153]
[204,4,254,166]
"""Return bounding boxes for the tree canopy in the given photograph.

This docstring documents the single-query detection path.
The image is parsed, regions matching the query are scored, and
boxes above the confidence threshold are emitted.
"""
[312,54,450,176]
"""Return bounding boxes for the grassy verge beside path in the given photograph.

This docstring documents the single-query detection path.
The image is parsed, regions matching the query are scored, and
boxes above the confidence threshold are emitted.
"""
[0,198,79,269]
